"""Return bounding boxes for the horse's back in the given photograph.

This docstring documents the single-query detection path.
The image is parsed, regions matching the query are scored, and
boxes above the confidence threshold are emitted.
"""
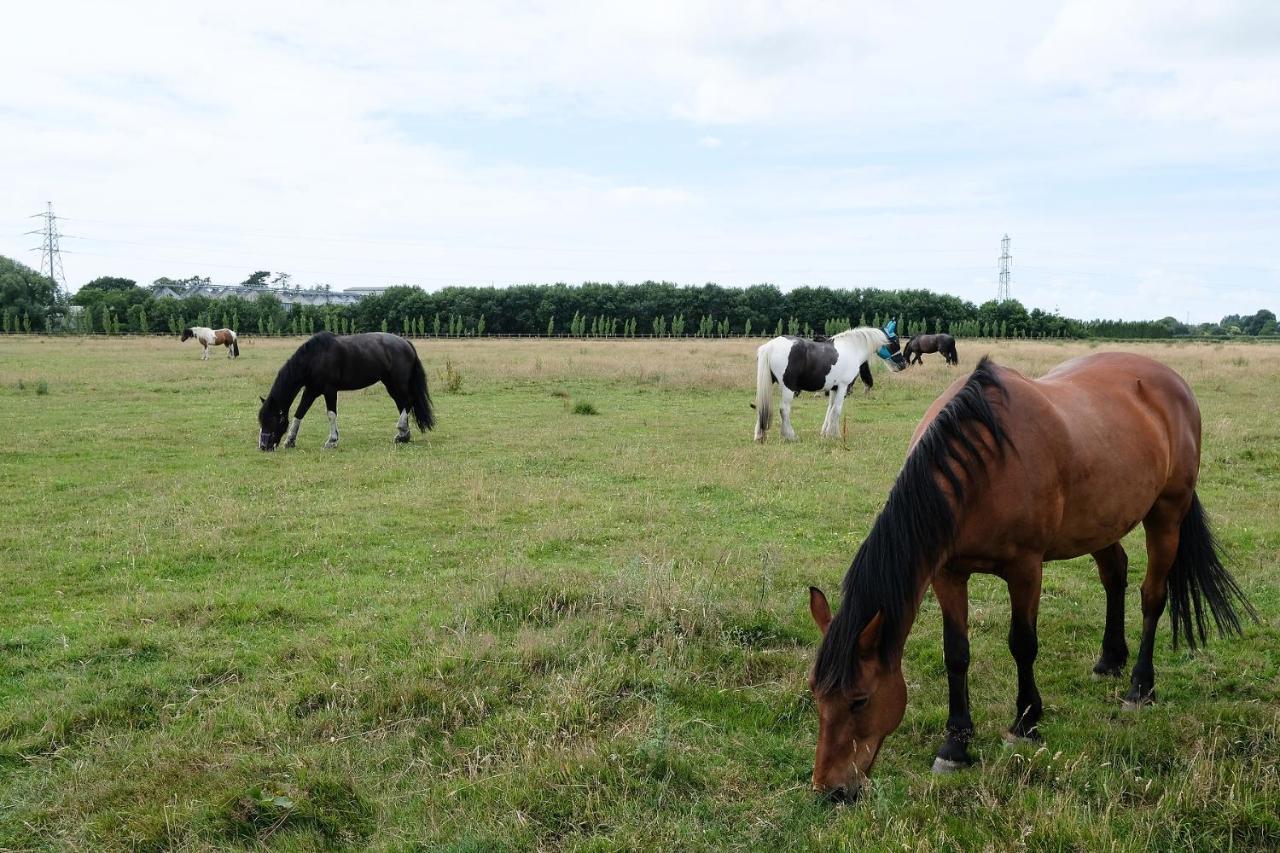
[915,353,1202,560]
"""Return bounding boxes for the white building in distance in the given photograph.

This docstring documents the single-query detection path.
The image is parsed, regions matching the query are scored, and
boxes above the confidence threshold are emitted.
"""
[149,282,389,308]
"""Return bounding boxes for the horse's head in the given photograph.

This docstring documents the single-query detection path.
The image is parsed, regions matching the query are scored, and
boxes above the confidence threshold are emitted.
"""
[876,325,908,372]
[180,328,193,342]
[258,395,287,451]
[808,587,908,802]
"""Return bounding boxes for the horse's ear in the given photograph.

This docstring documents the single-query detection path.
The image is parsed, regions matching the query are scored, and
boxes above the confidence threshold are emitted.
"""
[259,396,266,404]
[857,611,884,657]
[809,587,832,635]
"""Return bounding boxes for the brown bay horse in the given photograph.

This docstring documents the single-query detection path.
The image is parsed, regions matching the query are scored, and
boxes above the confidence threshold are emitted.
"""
[903,332,958,365]
[807,353,1256,801]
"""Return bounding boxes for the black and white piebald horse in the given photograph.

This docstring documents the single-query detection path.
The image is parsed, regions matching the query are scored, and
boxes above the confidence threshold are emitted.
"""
[754,323,907,442]
[258,331,434,450]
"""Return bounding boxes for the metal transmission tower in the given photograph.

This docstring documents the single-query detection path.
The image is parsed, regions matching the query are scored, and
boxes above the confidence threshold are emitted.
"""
[997,233,1012,302]
[27,202,67,293]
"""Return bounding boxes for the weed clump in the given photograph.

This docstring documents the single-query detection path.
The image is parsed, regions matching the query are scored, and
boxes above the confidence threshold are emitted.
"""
[442,359,463,393]
[572,400,599,416]
[215,777,374,846]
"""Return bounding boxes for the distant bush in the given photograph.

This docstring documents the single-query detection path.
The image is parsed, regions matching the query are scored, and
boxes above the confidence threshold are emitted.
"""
[572,400,598,415]
[36,379,48,395]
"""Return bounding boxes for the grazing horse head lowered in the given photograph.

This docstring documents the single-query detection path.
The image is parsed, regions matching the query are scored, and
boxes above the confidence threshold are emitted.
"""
[805,354,1256,802]
[257,331,435,451]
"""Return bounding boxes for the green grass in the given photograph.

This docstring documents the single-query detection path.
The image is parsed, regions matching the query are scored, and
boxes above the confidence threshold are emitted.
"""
[0,335,1277,851]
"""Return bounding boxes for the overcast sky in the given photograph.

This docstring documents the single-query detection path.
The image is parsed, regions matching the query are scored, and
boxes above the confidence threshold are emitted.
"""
[2,1,1277,321]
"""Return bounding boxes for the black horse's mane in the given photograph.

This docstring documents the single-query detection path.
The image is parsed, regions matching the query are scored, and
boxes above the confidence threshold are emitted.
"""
[814,356,1011,692]
[266,332,337,404]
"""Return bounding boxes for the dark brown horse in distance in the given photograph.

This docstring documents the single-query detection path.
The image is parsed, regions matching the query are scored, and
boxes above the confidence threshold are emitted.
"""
[903,333,958,366]
[806,353,1255,801]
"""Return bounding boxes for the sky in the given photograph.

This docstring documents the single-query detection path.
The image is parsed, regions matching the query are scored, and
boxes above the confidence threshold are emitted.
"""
[2,1,1277,322]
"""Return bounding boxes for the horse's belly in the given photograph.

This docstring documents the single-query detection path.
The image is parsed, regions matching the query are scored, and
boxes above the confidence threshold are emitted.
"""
[1044,466,1166,559]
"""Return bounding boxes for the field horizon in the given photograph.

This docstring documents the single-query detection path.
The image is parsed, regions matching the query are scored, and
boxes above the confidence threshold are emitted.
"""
[1,335,1276,850]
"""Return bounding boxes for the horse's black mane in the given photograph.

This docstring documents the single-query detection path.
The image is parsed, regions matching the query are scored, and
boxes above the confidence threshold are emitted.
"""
[266,332,337,404]
[814,356,1011,692]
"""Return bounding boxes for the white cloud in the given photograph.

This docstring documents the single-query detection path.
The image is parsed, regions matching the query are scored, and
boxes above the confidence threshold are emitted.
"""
[0,1,1275,320]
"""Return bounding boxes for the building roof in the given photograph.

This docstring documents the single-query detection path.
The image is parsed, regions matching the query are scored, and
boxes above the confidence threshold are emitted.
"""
[148,283,388,307]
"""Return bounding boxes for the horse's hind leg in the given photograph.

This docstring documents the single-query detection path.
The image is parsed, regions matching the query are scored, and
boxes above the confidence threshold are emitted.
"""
[779,387,798,441]
[323,390,339,448]
[1092,543,1129,678]
[1124,510,1182,709]
[386,384,411,443]
[1004,561,1044,742]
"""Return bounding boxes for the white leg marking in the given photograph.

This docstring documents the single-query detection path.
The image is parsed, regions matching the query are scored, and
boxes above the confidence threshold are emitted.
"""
[324,410,338,447]
[830,384,848,436]
[780,388,798,441]
[820,388,839,437]
[284,417,301,448]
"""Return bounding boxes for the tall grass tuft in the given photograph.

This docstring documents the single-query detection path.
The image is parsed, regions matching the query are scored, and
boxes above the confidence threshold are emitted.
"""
[442,359,464,394]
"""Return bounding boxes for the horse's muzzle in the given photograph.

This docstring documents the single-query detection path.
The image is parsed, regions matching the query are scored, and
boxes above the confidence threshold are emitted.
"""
[259,431,278,451]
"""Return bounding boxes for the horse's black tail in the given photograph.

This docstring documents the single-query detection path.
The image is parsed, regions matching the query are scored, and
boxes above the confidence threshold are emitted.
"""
[232,336,240,358]
[1167,492,1258,650]
[409,356,435,431]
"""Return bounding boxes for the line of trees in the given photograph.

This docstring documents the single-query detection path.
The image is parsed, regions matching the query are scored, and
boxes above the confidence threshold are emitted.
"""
[1,255,1275,340]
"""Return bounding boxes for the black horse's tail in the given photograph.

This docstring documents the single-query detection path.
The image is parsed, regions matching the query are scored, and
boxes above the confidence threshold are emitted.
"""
[409,356,435,431]
[1167,492,1258,649]
[231,335,240,358]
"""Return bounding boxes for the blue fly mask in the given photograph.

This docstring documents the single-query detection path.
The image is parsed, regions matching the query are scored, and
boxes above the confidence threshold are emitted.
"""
[877,320,898,361]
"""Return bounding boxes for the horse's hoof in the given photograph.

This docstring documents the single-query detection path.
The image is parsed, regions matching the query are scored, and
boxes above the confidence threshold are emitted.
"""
[323,441,338,449]
[1091,667,1124,680]
[395,434,411,444]
[1121,696,1154,712]
[932,757,971,775]
[1002,731,1041,746]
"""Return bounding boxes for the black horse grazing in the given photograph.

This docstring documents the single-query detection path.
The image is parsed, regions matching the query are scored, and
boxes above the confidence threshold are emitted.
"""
[257,332,434,450]
[903,333,959,366]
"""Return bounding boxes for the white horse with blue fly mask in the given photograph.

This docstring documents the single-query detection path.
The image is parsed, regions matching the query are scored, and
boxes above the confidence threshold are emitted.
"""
[753,323,907,443]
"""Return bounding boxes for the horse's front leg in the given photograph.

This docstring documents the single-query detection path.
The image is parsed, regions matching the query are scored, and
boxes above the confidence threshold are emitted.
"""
[819,388,839,438]
[932,568,975,772]
[825,383,849,437]
[287,388,320,448]
[1091,543,1129,678]
[1005,563,1044,742]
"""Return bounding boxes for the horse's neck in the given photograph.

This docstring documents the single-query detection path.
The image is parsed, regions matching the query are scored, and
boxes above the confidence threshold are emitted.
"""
[269,365,305,409]
[835,333,873,363]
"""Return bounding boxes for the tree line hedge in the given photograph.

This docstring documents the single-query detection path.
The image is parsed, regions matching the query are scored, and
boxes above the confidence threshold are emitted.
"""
[1,255,1275,340]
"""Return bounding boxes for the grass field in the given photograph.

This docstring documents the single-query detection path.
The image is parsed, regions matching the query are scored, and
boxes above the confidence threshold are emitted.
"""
[1,335,1277,851]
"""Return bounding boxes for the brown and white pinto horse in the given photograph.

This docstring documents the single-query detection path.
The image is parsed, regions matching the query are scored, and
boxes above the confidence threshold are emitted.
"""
[807,353,1256,801]
[181,326,239,360]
